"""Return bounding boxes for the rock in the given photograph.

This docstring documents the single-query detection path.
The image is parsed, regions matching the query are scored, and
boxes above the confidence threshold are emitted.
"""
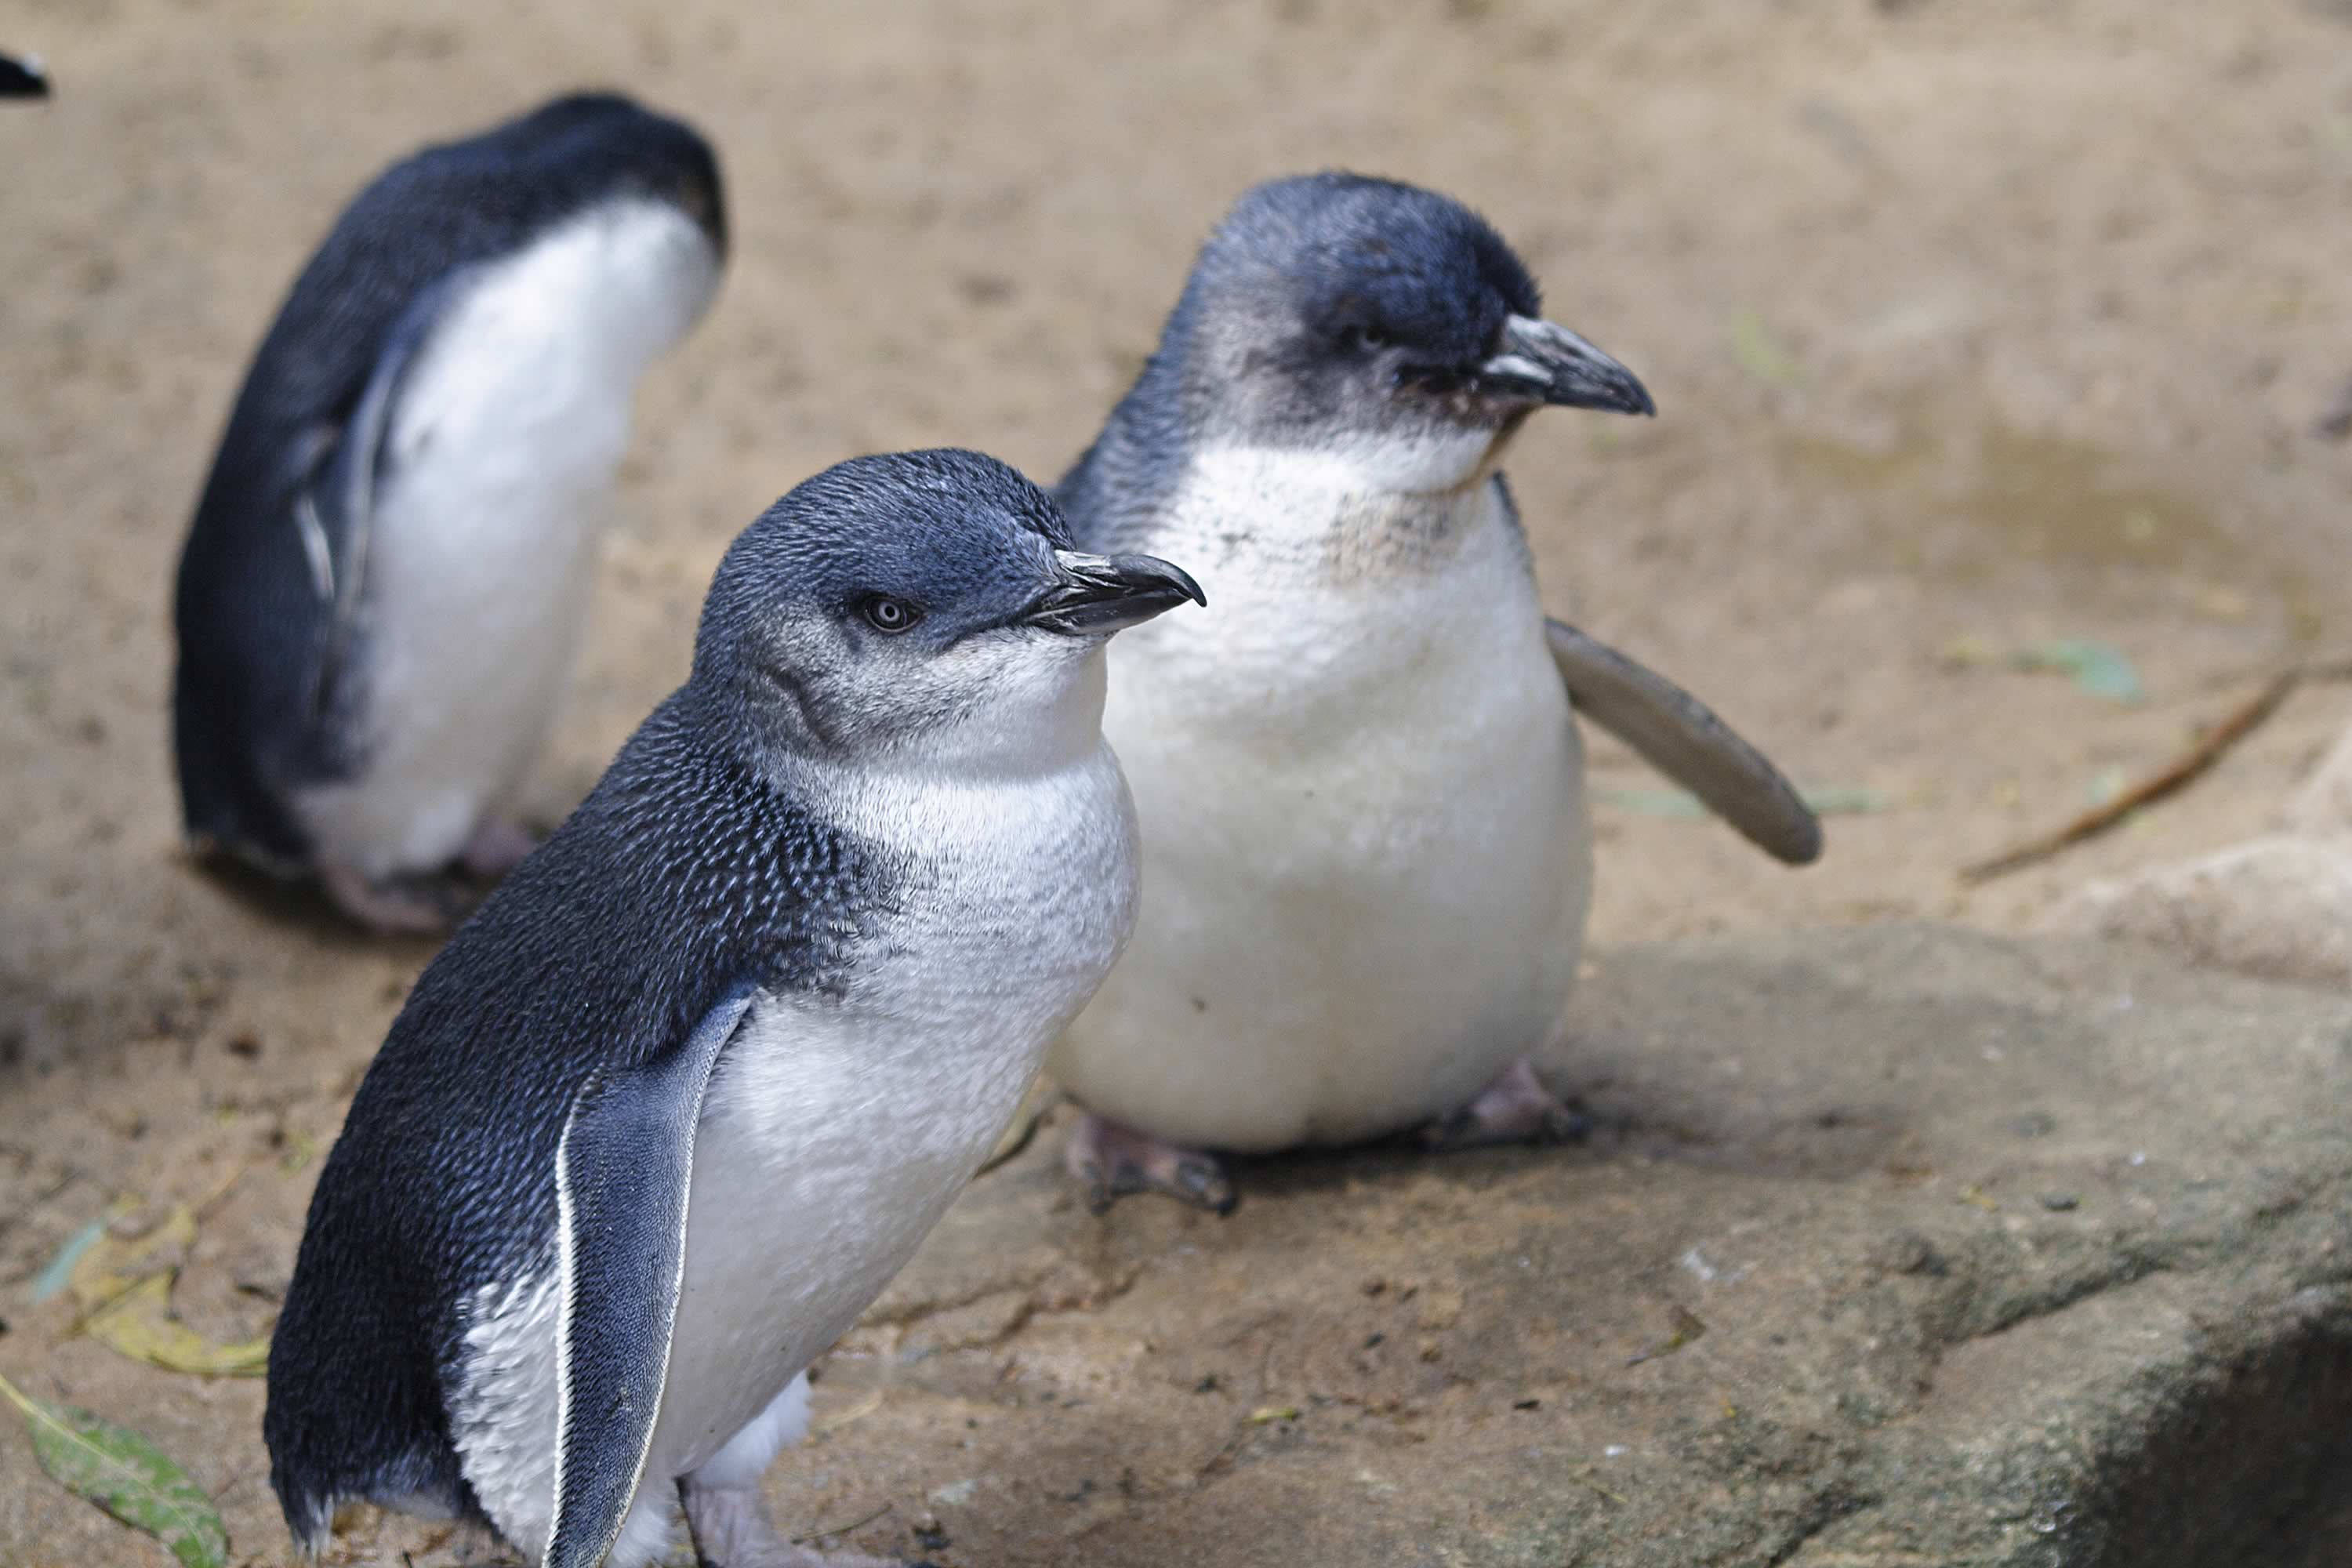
[2042,833,2352,989]
[777,925,2352,1567]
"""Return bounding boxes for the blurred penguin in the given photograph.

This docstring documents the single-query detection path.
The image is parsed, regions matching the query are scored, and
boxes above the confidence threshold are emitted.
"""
[172,92,726,930]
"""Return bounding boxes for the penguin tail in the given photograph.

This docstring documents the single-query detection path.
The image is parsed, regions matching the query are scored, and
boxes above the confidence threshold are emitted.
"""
[272,1480,335,1559]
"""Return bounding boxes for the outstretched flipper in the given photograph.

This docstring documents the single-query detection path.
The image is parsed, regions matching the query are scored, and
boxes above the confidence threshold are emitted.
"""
[547,982,759,1568]
[1547,617,1823,865]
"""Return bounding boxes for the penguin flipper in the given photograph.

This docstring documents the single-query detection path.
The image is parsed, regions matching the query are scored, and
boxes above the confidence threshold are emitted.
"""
[1545,617,1823,866]
[303,273,459,715]
[546,981,759,1568]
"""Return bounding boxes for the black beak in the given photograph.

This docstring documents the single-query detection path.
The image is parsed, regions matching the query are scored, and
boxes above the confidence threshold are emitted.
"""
[1477,314,1655,417]
[1025,550,1207,635]
[0,54,48,99]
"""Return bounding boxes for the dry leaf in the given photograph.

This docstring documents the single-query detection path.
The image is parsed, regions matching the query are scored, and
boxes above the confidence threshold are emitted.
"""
[68,1203,270,1377]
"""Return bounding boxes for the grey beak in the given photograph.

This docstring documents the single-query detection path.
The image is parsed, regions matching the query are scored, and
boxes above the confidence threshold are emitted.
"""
[1478,314,1655,417]
[1026,550,1207,635]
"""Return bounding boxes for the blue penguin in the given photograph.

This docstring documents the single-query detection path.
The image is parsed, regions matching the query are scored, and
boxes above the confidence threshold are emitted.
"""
[172,92,726,931]
[0,53,47,96]
[263,449,1203,1567]
[1047,172,1822,1211]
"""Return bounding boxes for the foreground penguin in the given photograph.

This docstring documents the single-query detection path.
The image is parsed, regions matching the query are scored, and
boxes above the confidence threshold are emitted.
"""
[265,450,1202,1566]
[1050,173,1822,1212]
[172,92,725,931]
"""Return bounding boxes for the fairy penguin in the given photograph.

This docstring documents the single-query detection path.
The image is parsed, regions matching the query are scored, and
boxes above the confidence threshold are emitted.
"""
[0,53,48,96]
[263,449,1202,1567]
[1049,172,1822,1212]
[172,92,725,931]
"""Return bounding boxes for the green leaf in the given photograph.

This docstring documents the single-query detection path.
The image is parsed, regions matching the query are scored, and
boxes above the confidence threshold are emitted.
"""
[2009,640,2146,704]
[30,1218,107,1303]
[0,1372,228,1568]
[1727,310,1803,387]
[1595,785,1893,818]
[1592,787,1708,818]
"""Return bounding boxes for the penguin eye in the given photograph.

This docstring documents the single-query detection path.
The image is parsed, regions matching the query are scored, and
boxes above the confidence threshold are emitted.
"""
[858,595,924,634]
[1345,324,1391,354]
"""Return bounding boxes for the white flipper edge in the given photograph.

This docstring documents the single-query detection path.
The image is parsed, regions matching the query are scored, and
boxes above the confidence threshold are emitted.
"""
[546,981,759,1568]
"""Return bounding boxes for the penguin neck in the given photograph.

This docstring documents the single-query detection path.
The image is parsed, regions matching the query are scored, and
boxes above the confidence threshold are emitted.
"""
[509,195,721,375]
[742,652,1116,829]
[1149,430,1513,588]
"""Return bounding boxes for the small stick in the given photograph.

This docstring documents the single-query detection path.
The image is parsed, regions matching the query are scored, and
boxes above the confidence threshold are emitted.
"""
[1959,666,2305,884]
[975,1085,1063,1177]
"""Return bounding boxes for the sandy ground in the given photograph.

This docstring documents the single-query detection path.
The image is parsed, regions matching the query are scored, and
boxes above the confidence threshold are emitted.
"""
[2,0,2349,1563]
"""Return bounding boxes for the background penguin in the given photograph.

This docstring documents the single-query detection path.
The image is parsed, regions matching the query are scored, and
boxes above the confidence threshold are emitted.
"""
[0,53,47,96]
[263,449,1202,1568]
[172,91,726,931]
[1048,172,1823,1212]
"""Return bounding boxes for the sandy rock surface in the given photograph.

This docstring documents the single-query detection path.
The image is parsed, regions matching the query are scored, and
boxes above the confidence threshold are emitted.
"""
[2046,717,2352,990]
[11,927,2352,1567]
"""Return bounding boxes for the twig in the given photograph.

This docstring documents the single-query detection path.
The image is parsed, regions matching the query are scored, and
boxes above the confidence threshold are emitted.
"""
[797,1499,894,1544]
[1959,666,2303,884]
[975,1086,1063,1177]
[811,1390,884,1436]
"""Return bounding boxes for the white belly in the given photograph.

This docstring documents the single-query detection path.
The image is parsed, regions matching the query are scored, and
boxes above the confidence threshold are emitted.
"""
[452,748,1140,1562]
[296,200,716,878]
[1050,468,1592,1150]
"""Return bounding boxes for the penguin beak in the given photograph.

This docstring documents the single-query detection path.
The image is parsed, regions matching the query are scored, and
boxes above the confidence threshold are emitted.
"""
[1025,550,1207,635]
[1477,315,1655,417]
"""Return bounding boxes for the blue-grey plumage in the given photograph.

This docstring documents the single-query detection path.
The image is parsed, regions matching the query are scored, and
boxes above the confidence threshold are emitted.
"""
[172,91,727,931]
[1047,172,1820,1212]
[263,449,1200,1568]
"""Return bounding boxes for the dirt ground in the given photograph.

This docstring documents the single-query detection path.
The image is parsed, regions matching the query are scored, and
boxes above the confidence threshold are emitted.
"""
[2,0,2350,1563]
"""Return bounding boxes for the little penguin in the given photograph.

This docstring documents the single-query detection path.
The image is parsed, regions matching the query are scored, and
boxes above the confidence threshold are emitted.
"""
[172,91,726,931]
[0,53,47,96]
[1047,172,1823,1213]
[263,448,1203,1568]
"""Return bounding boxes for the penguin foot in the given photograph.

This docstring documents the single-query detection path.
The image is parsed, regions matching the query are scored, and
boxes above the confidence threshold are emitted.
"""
[1067,1113,1238,1215]
[680,1479,934,1568]
[1421,1058,1592,1150]
[459,814,539,878]
[318,863,461,933]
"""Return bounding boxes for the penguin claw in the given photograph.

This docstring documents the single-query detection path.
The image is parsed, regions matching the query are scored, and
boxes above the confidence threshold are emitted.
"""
[1421,1058,1593,1151]
[459,813,540,879]
[1068,1113,1238,1216]
[682,1479,916,1567]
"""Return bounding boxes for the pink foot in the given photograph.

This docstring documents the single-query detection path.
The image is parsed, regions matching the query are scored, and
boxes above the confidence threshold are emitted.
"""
[682,1477,929,1566]
[1421,1059,1592,1150]
[318,864,456,934]
[459,815,539,879]
[1066,1113,1236,1216]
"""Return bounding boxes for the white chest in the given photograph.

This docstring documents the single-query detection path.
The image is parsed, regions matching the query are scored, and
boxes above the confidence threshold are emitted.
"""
[1051,451,1594,1149]
[656,751,1139,1458]
[449,749,1141,1554]
[296,201,718,877]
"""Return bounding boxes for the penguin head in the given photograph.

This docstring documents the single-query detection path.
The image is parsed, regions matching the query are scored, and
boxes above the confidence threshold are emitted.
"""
[491,91,728,259]
[1161,172,1653,491]
[693,450,1203,772]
